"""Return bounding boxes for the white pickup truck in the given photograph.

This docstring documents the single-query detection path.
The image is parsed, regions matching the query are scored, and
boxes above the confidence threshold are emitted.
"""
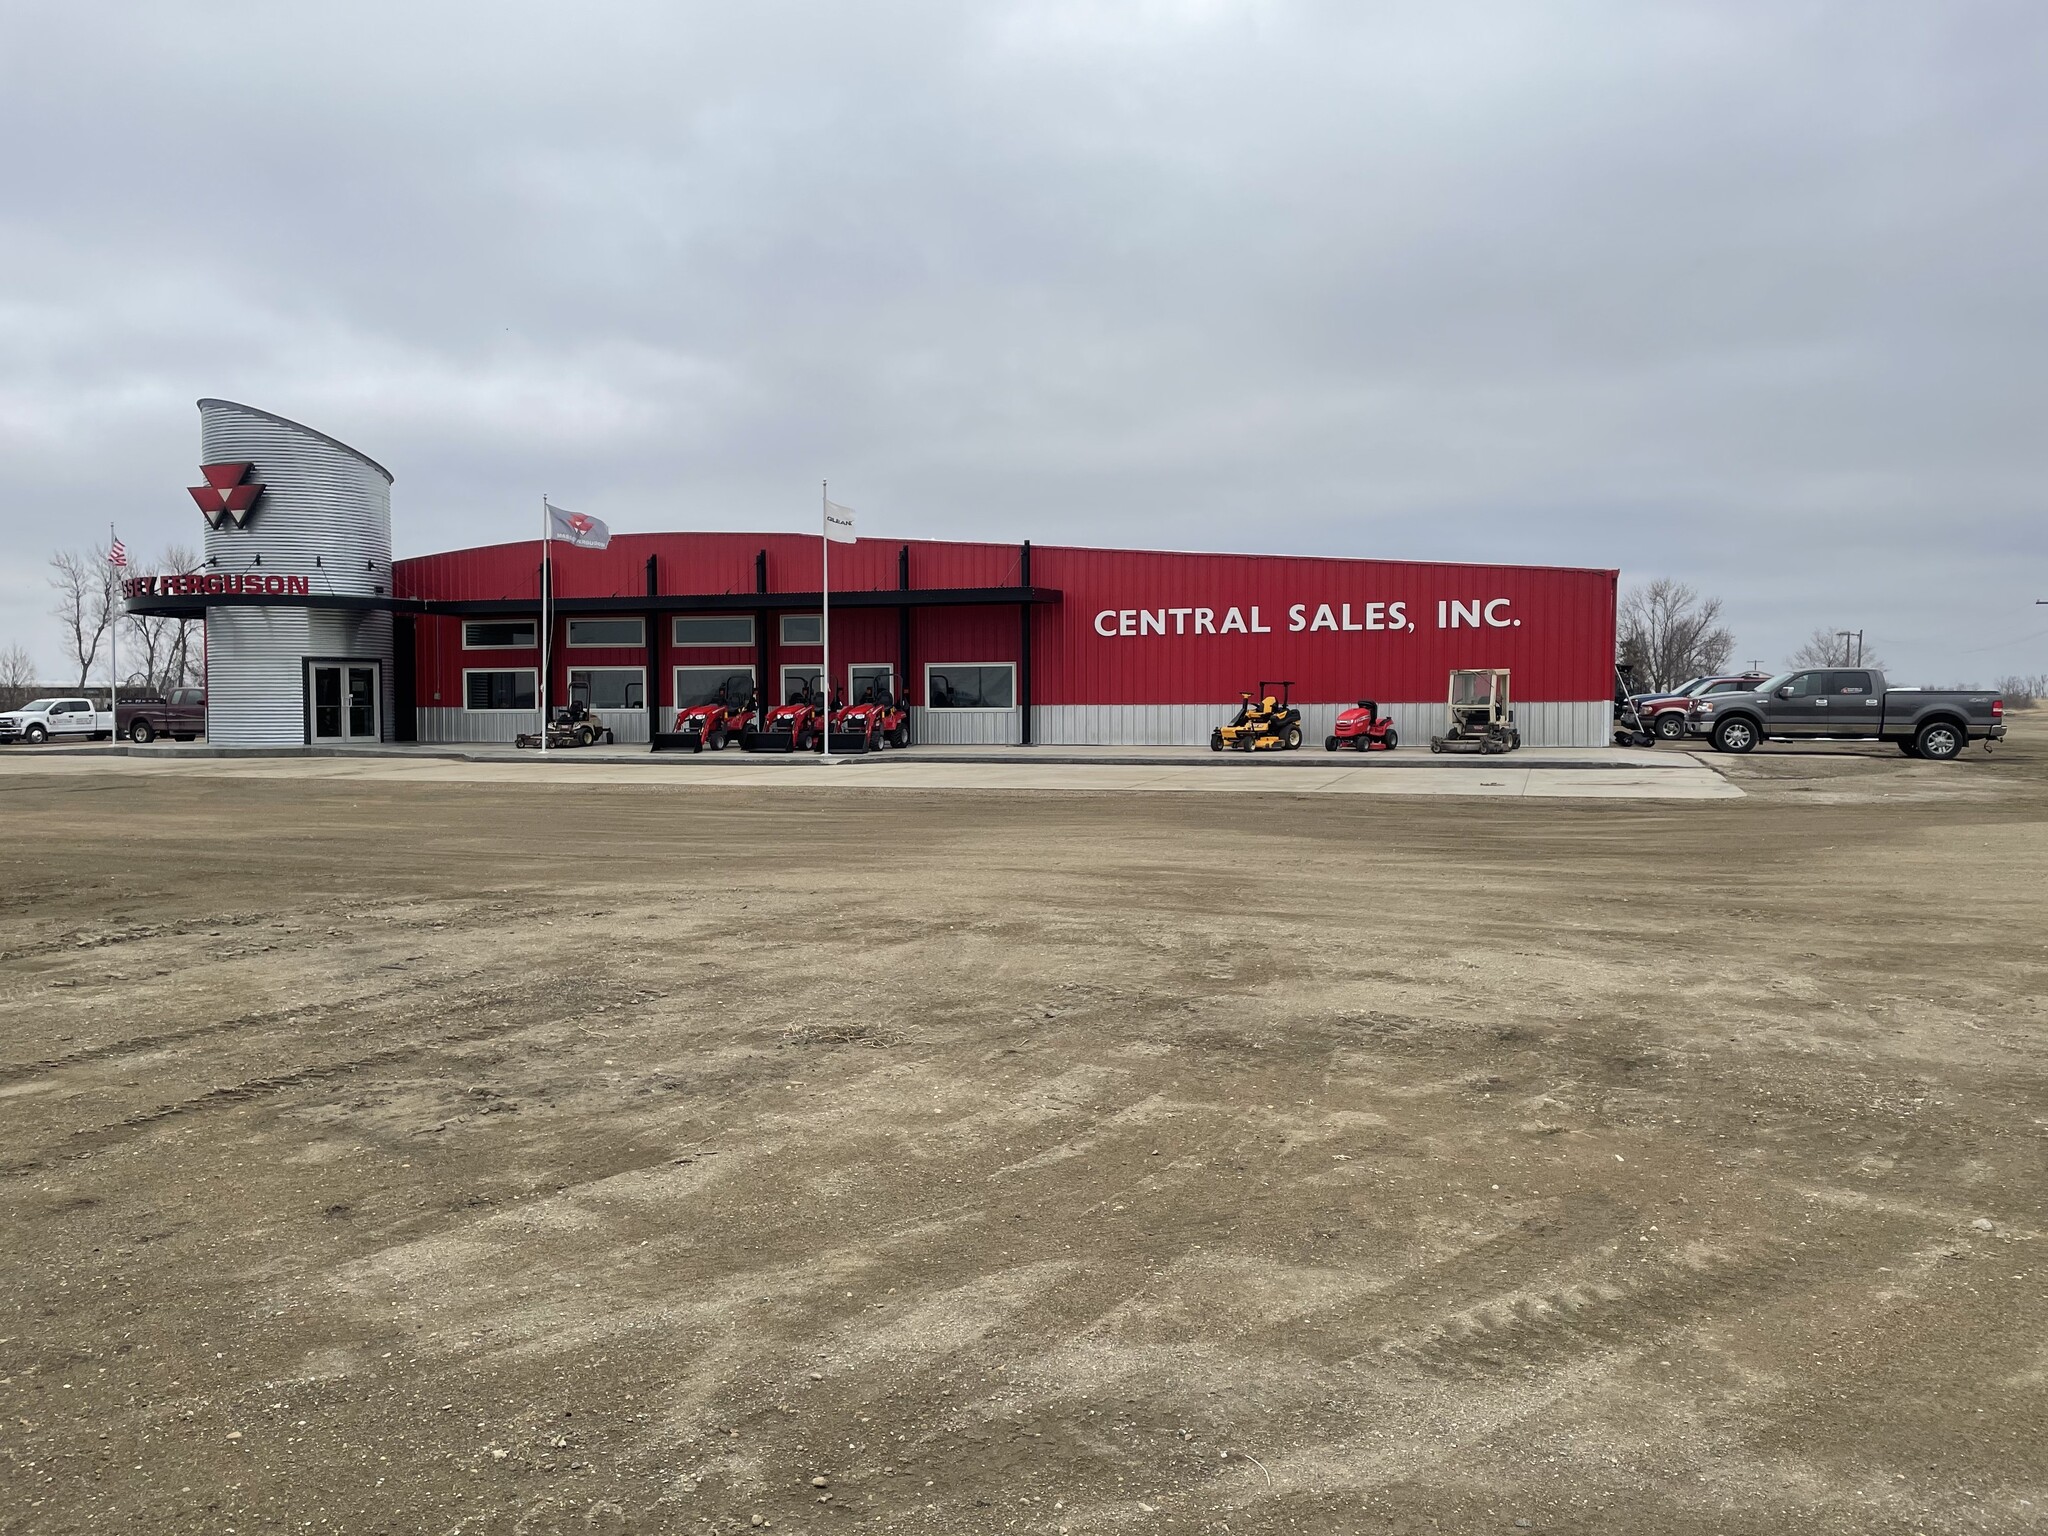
[0,697,115,744]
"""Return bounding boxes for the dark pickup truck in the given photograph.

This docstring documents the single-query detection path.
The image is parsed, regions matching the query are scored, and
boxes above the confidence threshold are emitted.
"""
[116,687,206,744]
[1688,669,2004,759]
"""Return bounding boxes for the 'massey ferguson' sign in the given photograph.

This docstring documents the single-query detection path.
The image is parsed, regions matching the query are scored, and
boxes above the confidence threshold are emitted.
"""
[124,573,313,599]
[1092,597,1519,638]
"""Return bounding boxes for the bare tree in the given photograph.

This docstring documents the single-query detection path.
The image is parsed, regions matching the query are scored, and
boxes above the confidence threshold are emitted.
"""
[1788,628,1887,672]
[0,642,35,710]
[1617,579,1734,693]
[122,544,206,693]
[1996,673,2047,708]
[49,544,116,689]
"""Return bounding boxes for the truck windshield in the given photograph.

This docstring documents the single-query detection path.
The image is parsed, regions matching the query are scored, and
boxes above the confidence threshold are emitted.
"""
[1754,673,1794,695]
[19,699,58,712]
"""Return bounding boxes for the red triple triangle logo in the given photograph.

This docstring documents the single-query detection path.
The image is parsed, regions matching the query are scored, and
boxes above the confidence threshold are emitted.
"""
[189,462,264,528]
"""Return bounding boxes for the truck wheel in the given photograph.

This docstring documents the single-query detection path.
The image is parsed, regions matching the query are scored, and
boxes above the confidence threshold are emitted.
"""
[1654,713,1686,740]
[24,724,46,744]
[1711,717,1757,754]
[128,718,156,744]
[1914,721,1963,761]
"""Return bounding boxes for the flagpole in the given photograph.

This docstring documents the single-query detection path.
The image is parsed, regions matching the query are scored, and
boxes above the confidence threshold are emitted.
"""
[108,523,119,745]
[539,496,550,754]
[821,480,831,762]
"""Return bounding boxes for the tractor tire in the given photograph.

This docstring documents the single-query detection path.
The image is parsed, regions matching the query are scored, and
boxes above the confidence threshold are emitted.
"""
[890,725,909,749]
[1654,712,1686,740]
[1896,739,1919,757]
[1209,730,1224,752]
[128,718,156,744]
[1325,735,1338,752]
[1914,720,1964,761]
[1284,725,1303,750]
[576,725,598,747]
[1429,739,1443,755]
[24,724,46,744]
[1383,729,1398,751]
[796,729,815,752]
[1711,717,1758,754]
[709,728,727,751]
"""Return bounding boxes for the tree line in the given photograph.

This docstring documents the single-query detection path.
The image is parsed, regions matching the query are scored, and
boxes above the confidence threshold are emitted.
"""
[2,541,207,706]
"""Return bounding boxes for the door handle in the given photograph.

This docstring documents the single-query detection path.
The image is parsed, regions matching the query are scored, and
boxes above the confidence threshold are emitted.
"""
[1815,700,1828,707]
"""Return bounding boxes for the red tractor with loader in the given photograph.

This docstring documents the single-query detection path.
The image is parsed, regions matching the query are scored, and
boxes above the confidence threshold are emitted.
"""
[827,679,911,754]
[741,678,830,753]
[1325,699,1398,752]
[668,674,758,752]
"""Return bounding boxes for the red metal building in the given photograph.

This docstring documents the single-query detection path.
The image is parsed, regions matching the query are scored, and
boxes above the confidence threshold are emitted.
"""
[394,533,1617,747]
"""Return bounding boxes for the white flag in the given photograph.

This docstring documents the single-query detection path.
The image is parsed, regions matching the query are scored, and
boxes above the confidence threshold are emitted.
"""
[824,500,856,544]
[547,501,611,550]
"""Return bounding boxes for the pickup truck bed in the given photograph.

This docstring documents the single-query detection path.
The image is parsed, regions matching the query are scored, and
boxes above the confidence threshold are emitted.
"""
[1689,669,2004,759]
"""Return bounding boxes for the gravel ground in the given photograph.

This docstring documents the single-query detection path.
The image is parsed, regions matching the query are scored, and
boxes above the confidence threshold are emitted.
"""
[1,719,2043,1534]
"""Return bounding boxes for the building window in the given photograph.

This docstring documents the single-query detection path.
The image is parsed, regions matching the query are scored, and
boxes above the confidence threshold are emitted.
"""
[568,668,645,710]
[464,669,537,711]
[675,666,757,709]
[567,617,645,648]
[463,620,537,649]
[781,613,822,646]
[778,665,822,705]
[674,615,754,647]
[926,664,1015,709]
[848,664,895,704]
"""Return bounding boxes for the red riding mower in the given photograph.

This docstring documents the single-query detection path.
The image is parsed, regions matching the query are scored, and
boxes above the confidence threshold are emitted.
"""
[828,680,911,754]
[741,679,829,753]
[1326,699,1398,752]
[668,674,758,752]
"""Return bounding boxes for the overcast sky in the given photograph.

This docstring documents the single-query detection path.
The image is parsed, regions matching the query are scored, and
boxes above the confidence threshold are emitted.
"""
[4,1,2045,685]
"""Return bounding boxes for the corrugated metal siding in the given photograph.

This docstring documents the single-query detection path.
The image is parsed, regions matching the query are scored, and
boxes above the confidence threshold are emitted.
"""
[1033,700,1610,748]
[911,707,1019,745]
[198,399,393,746]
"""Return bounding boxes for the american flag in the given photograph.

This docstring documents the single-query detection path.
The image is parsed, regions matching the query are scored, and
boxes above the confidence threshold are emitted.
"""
[108,537,128,568]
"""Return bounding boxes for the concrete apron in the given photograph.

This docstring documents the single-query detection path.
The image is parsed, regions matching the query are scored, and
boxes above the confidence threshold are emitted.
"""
[42,743,1741,800]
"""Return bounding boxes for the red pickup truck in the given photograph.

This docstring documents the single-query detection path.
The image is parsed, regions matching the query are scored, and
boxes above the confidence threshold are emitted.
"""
[117,687,206,743]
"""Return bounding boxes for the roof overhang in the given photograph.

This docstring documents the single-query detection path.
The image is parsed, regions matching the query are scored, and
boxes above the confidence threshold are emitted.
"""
[125,585,1061,619]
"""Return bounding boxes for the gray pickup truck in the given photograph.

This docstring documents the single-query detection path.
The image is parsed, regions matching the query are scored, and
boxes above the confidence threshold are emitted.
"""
[1688,669,2005,759]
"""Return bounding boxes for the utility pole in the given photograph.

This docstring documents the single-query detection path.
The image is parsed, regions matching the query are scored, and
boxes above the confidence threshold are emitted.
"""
[1836,629,1864,666]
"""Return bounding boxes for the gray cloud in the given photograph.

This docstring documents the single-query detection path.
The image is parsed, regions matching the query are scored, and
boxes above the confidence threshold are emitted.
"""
[4,0,2045,683]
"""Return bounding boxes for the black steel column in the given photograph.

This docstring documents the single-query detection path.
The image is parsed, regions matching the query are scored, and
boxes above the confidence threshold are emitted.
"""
[1018,539,1033,746]
[645,553,662,743]
[754,547,771,705]
[898,544,912,708]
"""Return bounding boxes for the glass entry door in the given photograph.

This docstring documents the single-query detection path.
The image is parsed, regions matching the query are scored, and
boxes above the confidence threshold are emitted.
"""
[310,663,379,741]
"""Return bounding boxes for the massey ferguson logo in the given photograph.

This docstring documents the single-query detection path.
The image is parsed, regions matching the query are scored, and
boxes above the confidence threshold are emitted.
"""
[189,462,265,529]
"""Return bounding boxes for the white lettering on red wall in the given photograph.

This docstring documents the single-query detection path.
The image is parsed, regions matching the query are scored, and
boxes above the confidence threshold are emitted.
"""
[1090,597,1518,637]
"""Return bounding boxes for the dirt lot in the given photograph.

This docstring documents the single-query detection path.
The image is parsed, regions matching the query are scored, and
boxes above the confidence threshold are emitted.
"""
[3,724,2045,1535]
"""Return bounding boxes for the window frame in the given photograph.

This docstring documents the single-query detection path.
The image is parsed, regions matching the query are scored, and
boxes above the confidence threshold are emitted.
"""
[673,665,757,711]
[846,663,896,705]
[778,664,823,706]
[566,617,646,649]
[672,615,756,649]
[462,667,539,712]
[566,666,647,712]
[462,619,539,650]
[779,613,823,646]
[923,662,1017,711]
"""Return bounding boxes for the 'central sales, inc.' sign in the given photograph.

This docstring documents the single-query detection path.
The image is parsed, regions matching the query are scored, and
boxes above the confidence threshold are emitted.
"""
[1092,597,1519,637]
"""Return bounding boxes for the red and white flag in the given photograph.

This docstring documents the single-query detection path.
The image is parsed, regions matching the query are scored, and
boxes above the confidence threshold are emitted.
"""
[546,502,611,550]
[108,537,128,568]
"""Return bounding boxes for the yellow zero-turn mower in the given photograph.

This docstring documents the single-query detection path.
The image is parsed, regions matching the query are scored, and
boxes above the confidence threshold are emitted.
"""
[1210,680,1305,752]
